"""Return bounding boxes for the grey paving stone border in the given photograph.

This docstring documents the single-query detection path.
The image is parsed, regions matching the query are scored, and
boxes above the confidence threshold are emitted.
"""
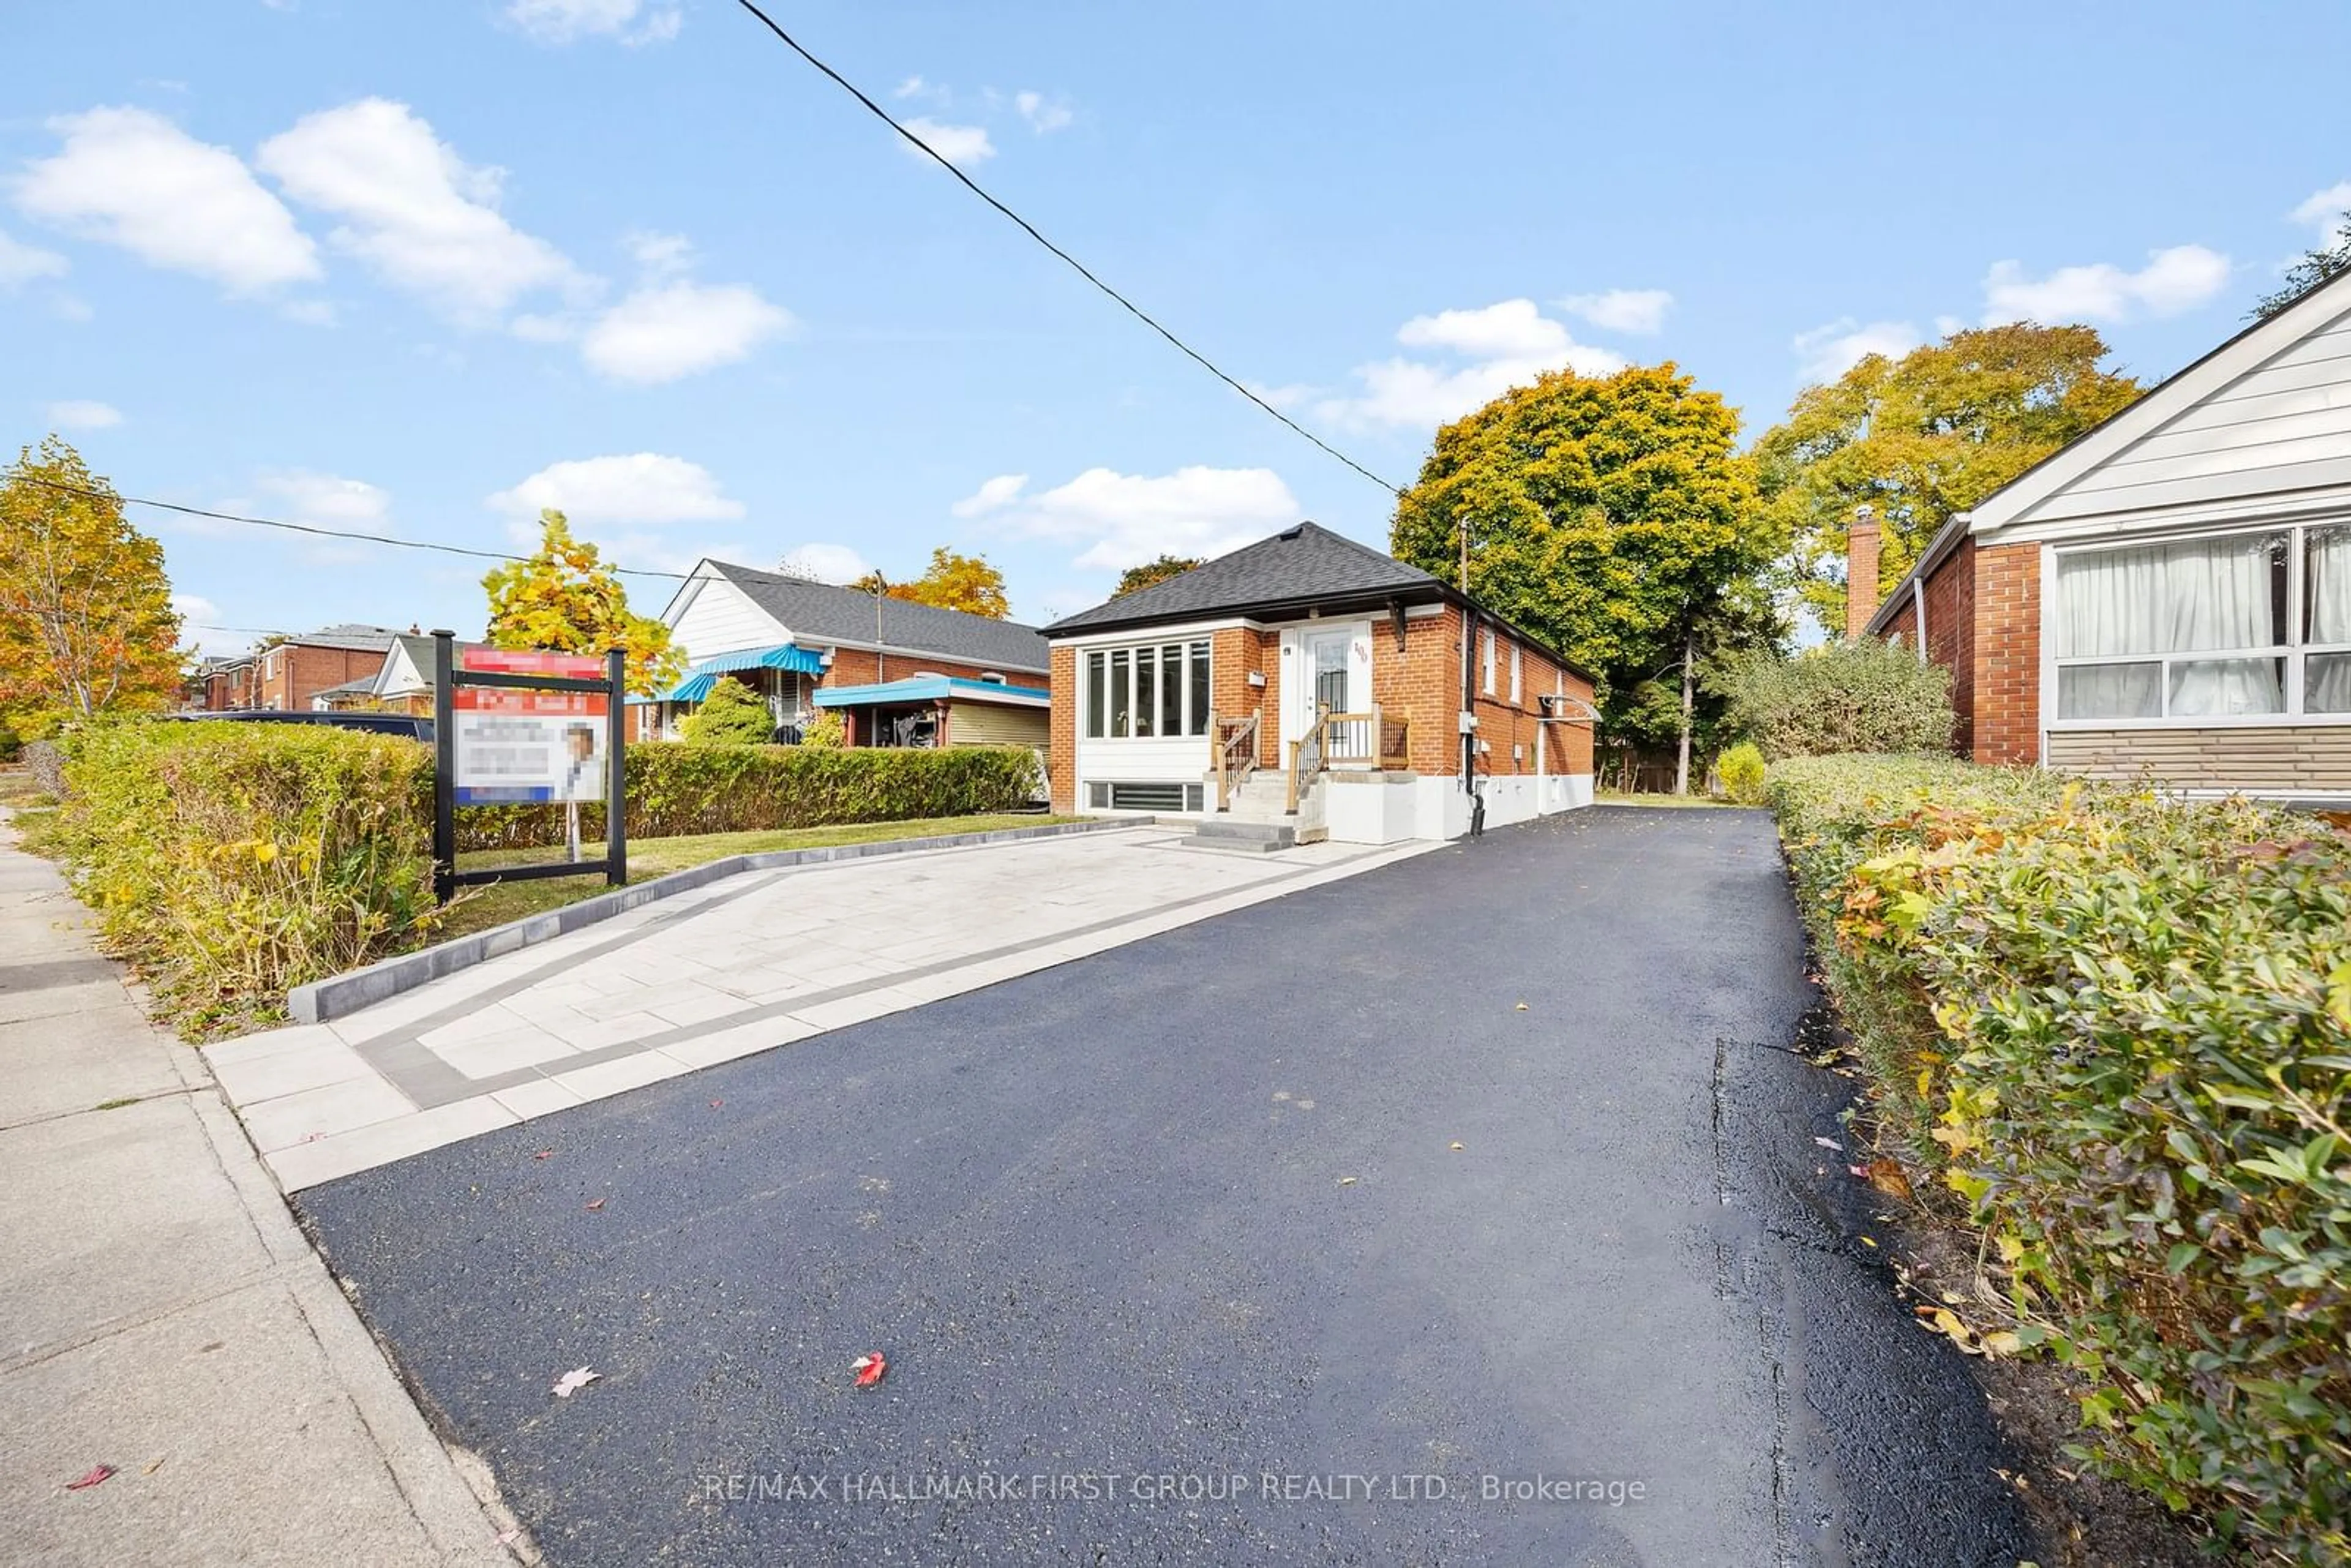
[288,817,1134,1024]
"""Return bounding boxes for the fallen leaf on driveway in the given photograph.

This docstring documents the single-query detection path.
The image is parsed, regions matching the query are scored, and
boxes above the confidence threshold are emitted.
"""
[552,1367,600,1398]
[141,1458,165,1476]
[709,1098,723,1109]
[1865,1158,1914,1201]
[533,1150,554,1160]
[1449,1141,1464,1152]
[1338,1176,1358,1187]
[1919,1306,1984,1354]
[64,1465,114,1491]
[1514,1002,1528,1011]
[583,1198,606,1212]
[1813,1136,1843,1152]
[852,1352,888,1388]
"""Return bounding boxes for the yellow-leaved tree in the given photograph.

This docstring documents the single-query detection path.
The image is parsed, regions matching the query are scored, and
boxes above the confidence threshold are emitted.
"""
[479,511,685,695]
[852,547,1011,618]
[0,437,184,728]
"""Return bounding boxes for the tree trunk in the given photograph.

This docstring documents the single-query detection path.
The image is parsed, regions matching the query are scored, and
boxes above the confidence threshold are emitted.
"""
[1674,626,1695,797]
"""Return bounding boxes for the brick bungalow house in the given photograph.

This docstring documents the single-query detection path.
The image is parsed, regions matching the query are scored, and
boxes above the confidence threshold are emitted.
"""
[201,625,400,712]
[1859,264,2351,801]
[1042,522,1597,843]
[653,559,1052,750]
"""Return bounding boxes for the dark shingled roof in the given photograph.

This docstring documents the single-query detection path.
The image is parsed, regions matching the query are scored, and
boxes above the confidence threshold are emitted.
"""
[1044,523,1442,636]
[707,561,1051,672]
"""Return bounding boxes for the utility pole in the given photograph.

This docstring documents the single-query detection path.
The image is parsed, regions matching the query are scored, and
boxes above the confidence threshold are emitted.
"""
[870,572,888,680]
[1674,621,1696,797]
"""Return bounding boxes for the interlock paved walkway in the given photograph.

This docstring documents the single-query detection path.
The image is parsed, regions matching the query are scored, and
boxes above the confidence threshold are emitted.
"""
[207,826,1435,1190]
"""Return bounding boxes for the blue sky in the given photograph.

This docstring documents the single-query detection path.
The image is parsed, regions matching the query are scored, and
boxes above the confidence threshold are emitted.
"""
[7,1,2349,654]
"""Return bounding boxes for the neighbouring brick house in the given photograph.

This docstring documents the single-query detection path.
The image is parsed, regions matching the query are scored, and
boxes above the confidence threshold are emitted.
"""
[1042,522,1597,843]
[200,625,400,712]
[1859,264,2351,800]
[653,559,1052,751]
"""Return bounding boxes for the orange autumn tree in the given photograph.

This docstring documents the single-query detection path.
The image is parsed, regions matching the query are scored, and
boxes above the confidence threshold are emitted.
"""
[0,437,183,727]
[852,546,1011,618]
[479,510,684,695]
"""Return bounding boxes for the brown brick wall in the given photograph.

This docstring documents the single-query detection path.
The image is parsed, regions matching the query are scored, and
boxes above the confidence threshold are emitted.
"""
[1046,643,1077,814]
[1970,542,2041,764]
[256,645,383,711]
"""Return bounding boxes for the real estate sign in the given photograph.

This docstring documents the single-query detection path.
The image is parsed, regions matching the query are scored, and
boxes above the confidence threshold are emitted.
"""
[451,648,610,805]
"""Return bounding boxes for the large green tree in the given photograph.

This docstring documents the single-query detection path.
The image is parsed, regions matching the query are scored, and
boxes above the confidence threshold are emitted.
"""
[1755,323,2142,631]
[0,436,183,724]
[481,510,684,695]
[1389,362,1782,782]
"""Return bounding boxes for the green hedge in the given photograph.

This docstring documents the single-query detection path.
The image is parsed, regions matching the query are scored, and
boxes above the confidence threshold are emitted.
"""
[1769,755,2350,1564]
[54,721,440,1035]
[1714,640,1957,757]
[456,742,1041,851]
[42,726,1043,1032]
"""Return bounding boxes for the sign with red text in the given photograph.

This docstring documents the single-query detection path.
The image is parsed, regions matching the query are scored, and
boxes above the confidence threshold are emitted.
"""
[452,650,610,805]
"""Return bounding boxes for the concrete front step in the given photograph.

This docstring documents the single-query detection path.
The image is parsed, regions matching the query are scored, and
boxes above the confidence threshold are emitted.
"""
[1186,819,1297,852]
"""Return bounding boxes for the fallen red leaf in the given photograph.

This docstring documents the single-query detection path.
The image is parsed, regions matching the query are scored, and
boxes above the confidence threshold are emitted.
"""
[852,1351,888,1388]
[709,1098,724,1109]
[65,1465,114,1491]
[583,1198,606,1212]
[534,1150,554,1160]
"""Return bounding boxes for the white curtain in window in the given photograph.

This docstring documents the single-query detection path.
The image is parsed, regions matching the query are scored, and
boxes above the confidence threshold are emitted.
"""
[2057,546,2162,658]
[2308,527,2351,711]
[2165,535,2281,714]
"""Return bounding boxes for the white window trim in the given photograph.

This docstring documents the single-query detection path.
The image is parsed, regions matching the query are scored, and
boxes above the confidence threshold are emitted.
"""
[1509,643,1522,705]
[1079,638,1214,741]
[2041,514,2351,732]
[1481,630,1496,696]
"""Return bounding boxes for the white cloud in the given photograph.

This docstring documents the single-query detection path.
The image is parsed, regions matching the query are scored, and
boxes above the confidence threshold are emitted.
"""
[1242,381,1318,411]
[1556,288,1673,336]
[46,399,121,430]
[279,298,336,326]
[13,107,320,294]
[487,453,743,525]
[625,229,694,277]
[1015,91,1073,134]
[2290,181,2351,238]
[257,98,587,322]
[901,118,994,167]
[951,473,1029,518]
[1792,318,1923,383]
[580,281,793,383]
[0,228,69,288]
[893,76,927,100]
[503,0,680,45]
[778,542,873,583]
[1318,299,1625,430]
[1981,244,2231,326]
[171,593,247,657]
[970,465,1299,572]
[258,469,392,528]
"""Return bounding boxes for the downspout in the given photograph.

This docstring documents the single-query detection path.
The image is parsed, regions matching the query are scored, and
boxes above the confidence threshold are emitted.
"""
[1911,576,1928,664]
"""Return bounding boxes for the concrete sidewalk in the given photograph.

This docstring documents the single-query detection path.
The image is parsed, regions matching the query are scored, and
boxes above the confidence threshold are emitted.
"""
[0,814,517,1567]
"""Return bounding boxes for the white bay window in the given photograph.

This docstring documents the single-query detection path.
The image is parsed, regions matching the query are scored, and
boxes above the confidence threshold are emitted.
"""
[2054,522,2351,722]
[1081,640,1212,738]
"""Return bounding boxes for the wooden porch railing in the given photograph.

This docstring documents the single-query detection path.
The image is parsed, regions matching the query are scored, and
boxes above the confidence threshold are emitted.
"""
[1287,704,1412,812]
[1210,711,1261,811]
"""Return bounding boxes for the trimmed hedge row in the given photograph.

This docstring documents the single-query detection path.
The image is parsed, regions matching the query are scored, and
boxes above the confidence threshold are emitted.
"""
[1769,755,2350,1564]
[45,723,1044,1032]
[54,720,440,1035]
[456,741,1041,851]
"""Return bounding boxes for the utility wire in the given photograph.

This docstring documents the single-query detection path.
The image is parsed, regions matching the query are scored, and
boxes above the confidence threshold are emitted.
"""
[15,475,694,581]
[729,0,1408,500]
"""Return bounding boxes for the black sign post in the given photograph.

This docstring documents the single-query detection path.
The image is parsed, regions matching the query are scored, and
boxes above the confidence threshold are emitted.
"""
[430,630,628,904]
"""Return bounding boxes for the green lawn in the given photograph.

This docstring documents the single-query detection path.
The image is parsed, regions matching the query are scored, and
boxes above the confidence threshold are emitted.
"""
[431,812,1079,945]
[1595,789,1736,809]
[0,767,54,809]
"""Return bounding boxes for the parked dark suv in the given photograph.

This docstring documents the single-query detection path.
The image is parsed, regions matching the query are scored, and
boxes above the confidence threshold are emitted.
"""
[178,710,435,741]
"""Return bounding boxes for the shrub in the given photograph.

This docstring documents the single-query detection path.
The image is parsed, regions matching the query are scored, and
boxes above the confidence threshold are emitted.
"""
[799,708,847,749]
[1714,640,1955,757]
[53,720,440,1035]
[1715,740,1766,803]
[678,675,773,746]
[456,741,1041,852]
[1769,754,2350,1563]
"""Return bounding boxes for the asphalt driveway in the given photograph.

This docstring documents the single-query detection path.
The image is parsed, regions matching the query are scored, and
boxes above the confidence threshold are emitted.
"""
[299,808,2035,1567]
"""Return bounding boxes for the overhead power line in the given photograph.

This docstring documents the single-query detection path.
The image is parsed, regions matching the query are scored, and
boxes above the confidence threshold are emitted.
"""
[15,475,694,581]
[728,0,1408,500]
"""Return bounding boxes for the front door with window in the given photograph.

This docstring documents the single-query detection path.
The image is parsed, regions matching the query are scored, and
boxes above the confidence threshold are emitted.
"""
[1287,626,1370,754]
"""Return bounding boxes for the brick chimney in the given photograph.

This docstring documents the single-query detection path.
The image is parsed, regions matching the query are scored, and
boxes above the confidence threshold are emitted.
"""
[1845,505,1882,640]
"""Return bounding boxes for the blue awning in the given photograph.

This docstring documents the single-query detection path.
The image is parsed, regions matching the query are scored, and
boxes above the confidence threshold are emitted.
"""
[814,676,1050,708]
[662,643,825,703]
